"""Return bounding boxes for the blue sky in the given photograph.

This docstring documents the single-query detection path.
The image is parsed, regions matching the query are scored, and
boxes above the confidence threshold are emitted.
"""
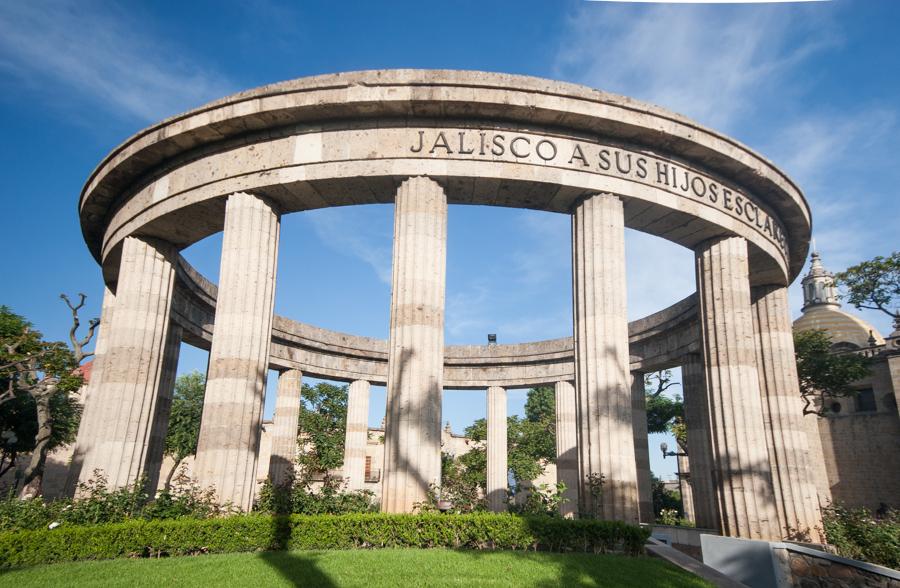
[1,0,898,480]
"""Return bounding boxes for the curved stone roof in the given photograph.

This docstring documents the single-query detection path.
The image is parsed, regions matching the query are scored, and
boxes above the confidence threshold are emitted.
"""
[79,70,811,287]
[793,305,885,348]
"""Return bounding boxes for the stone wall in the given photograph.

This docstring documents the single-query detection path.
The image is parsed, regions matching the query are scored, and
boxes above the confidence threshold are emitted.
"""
[816,358,900,511]
[784,548,900,588]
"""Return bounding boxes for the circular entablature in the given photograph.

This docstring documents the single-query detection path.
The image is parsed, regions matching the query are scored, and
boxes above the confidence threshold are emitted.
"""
[80,70,811,291]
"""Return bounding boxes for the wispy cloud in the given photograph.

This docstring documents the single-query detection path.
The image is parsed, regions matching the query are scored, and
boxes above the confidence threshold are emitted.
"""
[0,0,234,122]
[303,206,394,285]
[554,3,833,131]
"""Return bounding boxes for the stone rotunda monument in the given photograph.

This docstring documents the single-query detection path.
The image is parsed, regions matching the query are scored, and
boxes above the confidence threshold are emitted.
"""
[68,70,822,542]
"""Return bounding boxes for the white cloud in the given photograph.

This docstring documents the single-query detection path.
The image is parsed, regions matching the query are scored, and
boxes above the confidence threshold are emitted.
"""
[0,0,235,122]
[303,206,394,285]
[554,3,832,131]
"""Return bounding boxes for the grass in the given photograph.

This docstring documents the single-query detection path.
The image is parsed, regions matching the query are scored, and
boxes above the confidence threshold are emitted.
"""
[0,548,711,587]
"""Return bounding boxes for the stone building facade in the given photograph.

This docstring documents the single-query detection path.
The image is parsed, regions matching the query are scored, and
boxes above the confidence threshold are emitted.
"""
[793,253,900,512]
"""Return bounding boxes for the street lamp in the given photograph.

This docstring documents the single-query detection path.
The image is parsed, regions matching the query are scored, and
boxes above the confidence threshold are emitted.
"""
[660,442,687,518]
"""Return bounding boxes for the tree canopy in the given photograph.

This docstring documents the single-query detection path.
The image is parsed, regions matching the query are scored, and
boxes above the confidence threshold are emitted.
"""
[163,371,206,488]
[297,382,348,475]
[0,302,90,494]
[834,252,900,324]
[794,329,871,415]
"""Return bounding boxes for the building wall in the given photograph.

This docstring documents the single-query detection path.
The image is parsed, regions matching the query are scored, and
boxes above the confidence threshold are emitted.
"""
[812,357,900,511]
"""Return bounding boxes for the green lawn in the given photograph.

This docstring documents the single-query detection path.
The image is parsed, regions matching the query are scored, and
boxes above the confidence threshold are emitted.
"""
[0,549,710,587]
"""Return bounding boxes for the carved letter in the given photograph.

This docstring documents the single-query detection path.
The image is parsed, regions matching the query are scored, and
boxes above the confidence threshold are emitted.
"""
[636,157,648,179]
[429,132,453,154]
[569,144,589,167]
[691,176,707,198]
[510,136,531,158]
[655,162,669,185]
[614,151,632,174]
[458,131,475,155]
[535,139,557,161]
[491,134,506,156]
[598,149,611,171]
[709,182,719,203]
[410,130,424,153]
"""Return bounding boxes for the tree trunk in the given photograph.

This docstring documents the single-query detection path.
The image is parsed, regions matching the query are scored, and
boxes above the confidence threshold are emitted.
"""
[164,456,184,491]
[18,394,52,499]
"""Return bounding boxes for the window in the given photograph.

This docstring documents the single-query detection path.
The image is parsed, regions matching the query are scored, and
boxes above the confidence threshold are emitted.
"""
[364,456,372,480]
[854,389,877,412]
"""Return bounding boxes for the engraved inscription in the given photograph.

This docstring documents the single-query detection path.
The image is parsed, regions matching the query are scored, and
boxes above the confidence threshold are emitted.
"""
[408,129,787,254]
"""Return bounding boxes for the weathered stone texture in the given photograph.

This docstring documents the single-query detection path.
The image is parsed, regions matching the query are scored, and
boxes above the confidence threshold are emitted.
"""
[631,372,653,524]
[486,386,508,513]
[554,380,579,518]
[77,236,177,490]
[343,379,371,491]
[65,285,116,495]
[381,177,447,513]
[194,192,280,510]
[268,369,302,486]
[145,322,182,494]
[752,284,824,541]
[572,193,639,523]
[695,235,779,539]
[681,352,719,531]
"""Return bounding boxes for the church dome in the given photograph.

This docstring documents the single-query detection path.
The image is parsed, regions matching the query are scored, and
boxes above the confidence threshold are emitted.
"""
[792,252,885,349]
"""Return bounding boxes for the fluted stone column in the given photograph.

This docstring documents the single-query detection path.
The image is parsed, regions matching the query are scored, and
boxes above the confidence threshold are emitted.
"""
[678,452,695,523]
[382,177,447,513]
[268,369,303,487]
[681,353,719,530]
[695,236,779,539]
[555,380,579,518]
[66,286,116,495]
[752,284,824,541]
[194,192,280,510]
[631,373,653,523]
[572,193,639,522]
[145,322,183,494]
[343,380,371,491]
[76,236,177,490]
[486,386,508,512]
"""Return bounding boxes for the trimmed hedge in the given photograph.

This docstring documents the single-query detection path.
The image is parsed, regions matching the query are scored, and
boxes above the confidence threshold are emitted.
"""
[0,513,649,568]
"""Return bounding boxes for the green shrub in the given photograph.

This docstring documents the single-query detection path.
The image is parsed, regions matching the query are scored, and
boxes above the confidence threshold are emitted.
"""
[0,513,650,568]
[254,475,377,515]
[822,505,899,569]
[0,471,230,532]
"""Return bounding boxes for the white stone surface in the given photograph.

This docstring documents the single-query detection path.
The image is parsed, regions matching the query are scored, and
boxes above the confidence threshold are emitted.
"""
[381,177,447,513]
[631,372,653,523]
[572,193,639,523]
[193,192,280,510]
[343,380,371,491]
[752,284,824,541]
[681,352,720,531]
[695,236,779,539]
[486,386,507,512]
[268,369,302,486]
[145,322,182,494]
[77,237,177,491]
[555,380,579,518]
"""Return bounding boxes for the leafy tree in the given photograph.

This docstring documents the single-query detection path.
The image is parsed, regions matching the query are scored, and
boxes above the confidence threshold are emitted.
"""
[0,296,95,497]
[162,371,205,489]
[453,386,558,501]
[834,252,899,326]
[644,370,685,447]
[651,473,682,519]
[794,329,872,415]
[297,382,348,475]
